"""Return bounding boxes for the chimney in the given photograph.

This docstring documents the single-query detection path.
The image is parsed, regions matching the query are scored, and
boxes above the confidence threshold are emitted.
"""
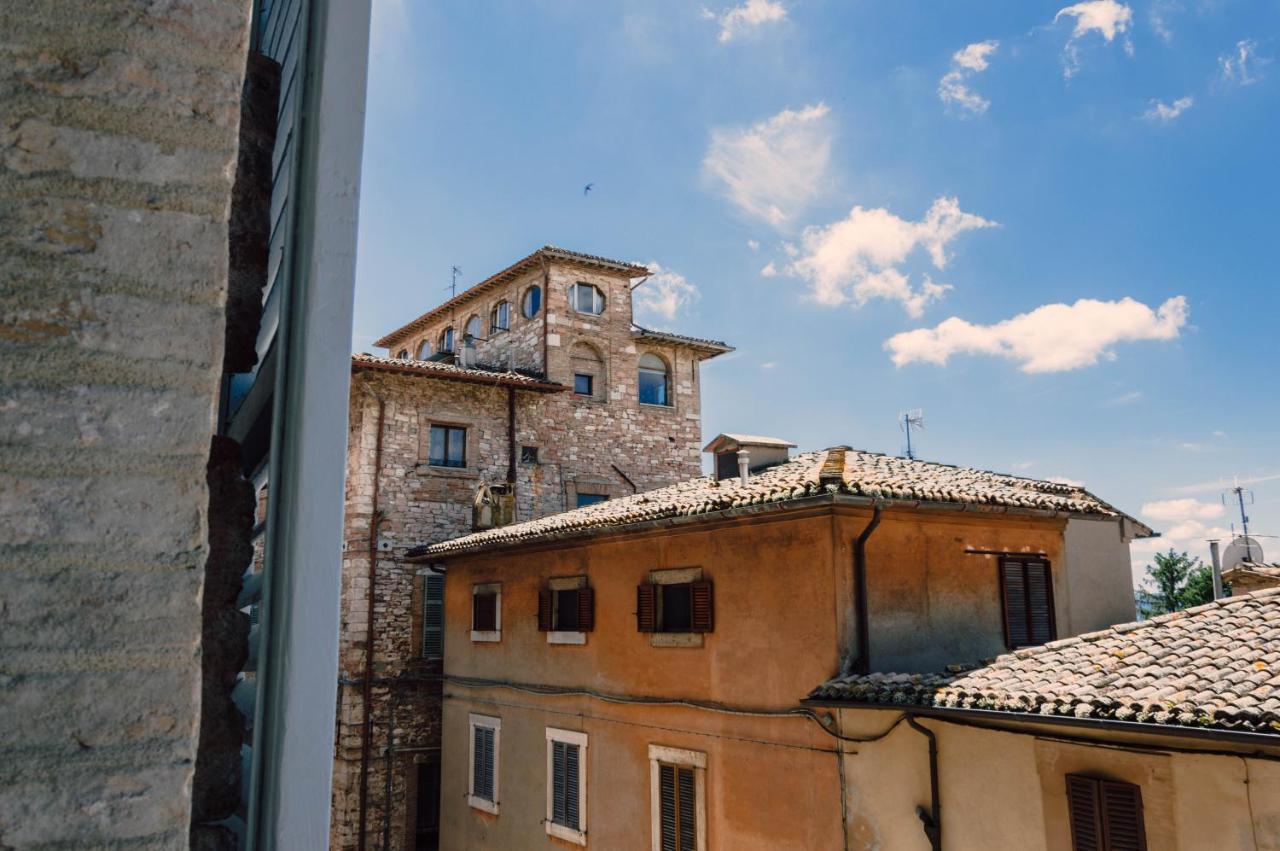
[702,434,797,481]
[1209,539,1223,600]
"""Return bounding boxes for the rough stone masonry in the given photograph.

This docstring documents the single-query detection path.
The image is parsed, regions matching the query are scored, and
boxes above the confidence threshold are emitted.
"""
[0,2,252,847]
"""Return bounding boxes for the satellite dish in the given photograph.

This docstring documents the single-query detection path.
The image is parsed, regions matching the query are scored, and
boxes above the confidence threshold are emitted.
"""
[1221,536,1265,570]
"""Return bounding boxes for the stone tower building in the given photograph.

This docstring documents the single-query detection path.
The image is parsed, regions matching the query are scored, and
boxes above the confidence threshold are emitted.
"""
[331,246,731,849]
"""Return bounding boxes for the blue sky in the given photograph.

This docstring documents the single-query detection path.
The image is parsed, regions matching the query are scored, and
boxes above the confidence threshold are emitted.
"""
[353,0,1279,584]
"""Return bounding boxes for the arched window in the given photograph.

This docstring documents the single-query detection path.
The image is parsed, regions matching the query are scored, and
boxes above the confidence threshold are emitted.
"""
[490,301,510,333]
[570,342,605,400]
[415,339,431,360]
[439,327,455,352]
[522,285,542,318]
[570,282,605,316]
[638,353,671,406]
[396,349,408,360]
[464,315,482,341]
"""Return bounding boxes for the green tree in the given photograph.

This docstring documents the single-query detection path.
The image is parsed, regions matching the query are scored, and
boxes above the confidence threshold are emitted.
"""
[1135,549,1219,618]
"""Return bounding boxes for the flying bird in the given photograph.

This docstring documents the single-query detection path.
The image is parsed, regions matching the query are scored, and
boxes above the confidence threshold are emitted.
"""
[583,183,594,196]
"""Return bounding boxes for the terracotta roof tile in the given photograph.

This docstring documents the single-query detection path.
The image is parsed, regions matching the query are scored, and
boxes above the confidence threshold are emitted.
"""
[351,352,563,391]
[808,588,1280,733]
[419,447,1148,556]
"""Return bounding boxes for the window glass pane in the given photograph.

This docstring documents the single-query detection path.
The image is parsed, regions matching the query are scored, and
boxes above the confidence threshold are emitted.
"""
[554,589,580,631]
[639,369,668,405]
[465,316,481,340]
[574,373,593,396]
[447,427,465,466]
[523,286,542,318]
[429,426,446,465]
[576,493,607,508]
[441,328,454,351]
[661,584,693,631]
[574,284,603,314]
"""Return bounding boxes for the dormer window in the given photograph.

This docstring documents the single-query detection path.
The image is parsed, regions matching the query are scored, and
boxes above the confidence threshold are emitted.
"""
[571,283,605,316]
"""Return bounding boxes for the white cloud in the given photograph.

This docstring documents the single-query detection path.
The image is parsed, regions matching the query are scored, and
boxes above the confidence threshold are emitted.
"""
[760,262,778,277]
[939,40,999,115]
[787,197,994,317]
[1054,1,1134,77]
[1149,0,1178,41]
[1219,39,1267,85]
[1014,460,1035,471]
[1106,390,1144,405]
[1168,472,1280,495]
[885,295,1188,372]
[1142,498,1225,522]
[633,261,700,322]
[708,0,787,43]
[1143,95,1193,122]
[760,361,778,369]
[1213,430,1227,438]
[1048,475,1086,487]
[747,239,760,251]
[703,104,832,227]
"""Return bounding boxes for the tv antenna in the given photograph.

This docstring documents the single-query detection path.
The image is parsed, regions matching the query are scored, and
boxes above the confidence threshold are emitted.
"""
[1222,478,1257,560]
[445,265,462,299]
[900,409,924,460]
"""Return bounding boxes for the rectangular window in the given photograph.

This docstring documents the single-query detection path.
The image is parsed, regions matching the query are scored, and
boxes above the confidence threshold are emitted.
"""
[490,301,510,333]
[649,745,705,851]
[546,728,588,844]
[539,579,594,643]
[468,714,500,814]
[1066,774,1147,851]
[471,583,501,642]
[638,580,713,634]
[638,368,668,406]
[520,445,539,464]
[999,557,1055,648]
[422,572,444,659]
[576,492,607,508]
[574,373,594,396]
[428,424,466,468]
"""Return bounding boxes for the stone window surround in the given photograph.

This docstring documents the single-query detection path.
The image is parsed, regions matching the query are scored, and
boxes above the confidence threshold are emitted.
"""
[648,744,707,851]
[545,727,589,845]
[471,582,502,643]
[468,713,501,815]
[568,280,606,316]
[637,348,676,413]
[417,411,480,479]
[548,575,589,646]
[569,340,608,403]
[649,567,705,648]
[565,476,615,513]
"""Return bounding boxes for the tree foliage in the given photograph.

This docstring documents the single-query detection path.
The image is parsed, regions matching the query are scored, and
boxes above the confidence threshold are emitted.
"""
[1135,549,1221,618]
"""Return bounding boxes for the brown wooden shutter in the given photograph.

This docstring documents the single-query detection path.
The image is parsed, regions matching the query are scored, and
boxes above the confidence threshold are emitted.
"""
[1001,558,1056,648]
[577,586,595,632]
[637,583,657,632]
[690,580,714,632]
[1099,779,1147,851]
[537,589,553,631]
[1066,774,1103,851]
[1026,559,1056,645]
[659,764,677,851]
[1000,559,1030,647]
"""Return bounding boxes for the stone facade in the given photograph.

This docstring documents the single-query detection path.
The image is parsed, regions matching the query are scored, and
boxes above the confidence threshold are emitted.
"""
[333,249,730,849]
[0,2,252,847]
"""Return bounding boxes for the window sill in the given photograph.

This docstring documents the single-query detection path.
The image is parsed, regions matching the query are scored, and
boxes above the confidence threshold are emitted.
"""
[547,822,587,845]
[548,631,586,645]
[572,394,605,403]
[638,402,674,411]
[650,632,704,648]
[469,795,499,815]
[471,630,501,643]
[415,464,479,480]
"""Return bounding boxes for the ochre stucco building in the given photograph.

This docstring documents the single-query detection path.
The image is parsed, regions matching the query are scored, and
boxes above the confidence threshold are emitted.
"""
[406,440,1280,850]
[331,246,731,849]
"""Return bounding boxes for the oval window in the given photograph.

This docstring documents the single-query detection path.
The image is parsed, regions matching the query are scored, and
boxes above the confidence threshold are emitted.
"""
[522,285,542,318]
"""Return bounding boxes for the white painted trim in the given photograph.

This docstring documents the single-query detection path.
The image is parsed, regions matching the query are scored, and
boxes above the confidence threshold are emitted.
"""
[471,582,501,643]
[546,727,588,845]
[648,745,707,851]
[548,631,587,645]
[467,713,501,815]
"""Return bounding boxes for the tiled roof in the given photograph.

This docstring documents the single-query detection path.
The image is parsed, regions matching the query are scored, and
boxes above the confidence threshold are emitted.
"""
[808,589,1280,734]
[350,353,564,392]
[632,326,734,355]
[418,447,1148,556]
[374,246,650,348]
[1223,562,1280,583]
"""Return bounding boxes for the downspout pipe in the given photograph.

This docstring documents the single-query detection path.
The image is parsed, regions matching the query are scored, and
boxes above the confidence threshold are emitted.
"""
[849,503,882,675]
[356,396,387,851]
[906,716,941,851]
[506,386,517,487]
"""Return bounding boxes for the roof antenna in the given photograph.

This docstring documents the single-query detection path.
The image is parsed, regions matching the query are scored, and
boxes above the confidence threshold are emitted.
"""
[900,409,924,460]
[445,265,461,299]
[1222,477,1256,561]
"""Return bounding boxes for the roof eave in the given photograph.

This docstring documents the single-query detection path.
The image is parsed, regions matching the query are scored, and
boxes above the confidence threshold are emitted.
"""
[351,358,565,392]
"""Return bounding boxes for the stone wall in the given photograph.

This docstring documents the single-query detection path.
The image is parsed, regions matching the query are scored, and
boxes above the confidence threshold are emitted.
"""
[0,1,251,847]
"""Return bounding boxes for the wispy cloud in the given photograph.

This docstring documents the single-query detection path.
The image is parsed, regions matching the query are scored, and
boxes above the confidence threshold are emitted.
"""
[633,261,700,323]
[1143,95,1193,122]
[760,261,778,277]
[747,239,760,251]
[1149,0,1178,42]
[1054,0,1134,77]
[939,40,999,115]
[1142,498,1225,522]
[1168,472,1280,496]
[885,295,1188,373]
[1219,39,1268,86]
[703,103,833,227]
[786,197,994,317]
[704,0,787,43]
[1048,475,1086,487]
[1106,390,1144,405]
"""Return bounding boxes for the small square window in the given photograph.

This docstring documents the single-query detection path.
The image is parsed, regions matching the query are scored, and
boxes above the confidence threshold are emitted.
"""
[521,445,539,464]
[554,589,580,631]
[576,492,607,508]
[471,583,501,642]
[574,373,594,396]
[428,424,466,468]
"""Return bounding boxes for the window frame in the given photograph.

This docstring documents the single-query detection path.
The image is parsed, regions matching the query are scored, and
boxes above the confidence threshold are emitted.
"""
[467,713,501,815]
[545,728,589,845]
[638,568,712,647]
[542,576,592,645]
[471,582,501,643]
[490,300,510,333]
[1065,773,1148,851]
[463,314,483,342]
[571,282,606,316]
[427,423,467,469]
[638,352,672,407]
[648,745,706,851]
[421,570,445,659]
[522,284,542,318]
[439,326,455,352]
[414,338,431,360]
[998,556,1057,649]
[573,373,595,397]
